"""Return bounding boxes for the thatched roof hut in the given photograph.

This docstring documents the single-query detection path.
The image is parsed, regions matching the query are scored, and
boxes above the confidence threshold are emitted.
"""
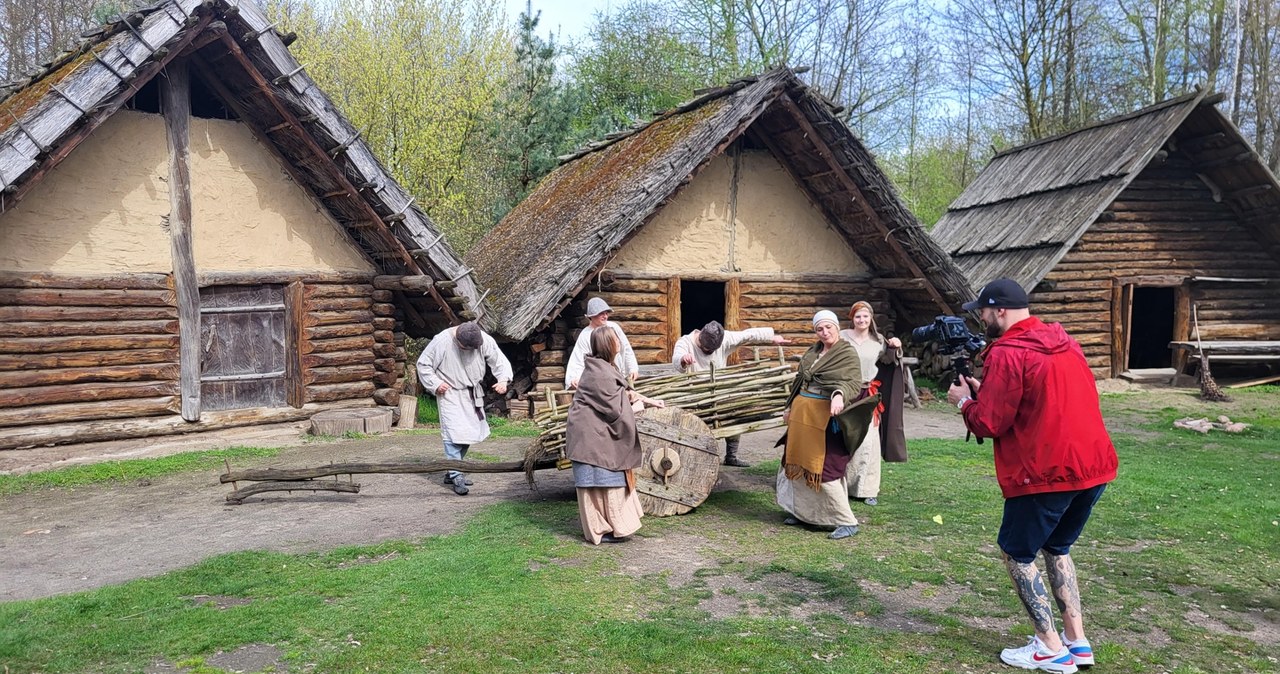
[466,67,972,412]
[0,0,479,449]
[932,91,1280,378]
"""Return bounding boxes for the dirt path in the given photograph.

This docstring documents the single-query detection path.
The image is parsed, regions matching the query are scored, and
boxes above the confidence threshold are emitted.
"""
[0,406,966,602]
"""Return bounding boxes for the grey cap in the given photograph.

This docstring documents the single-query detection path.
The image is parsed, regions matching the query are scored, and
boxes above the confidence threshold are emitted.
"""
[455,321,483,349]
[697,321,725,352]
[585,297,612,317]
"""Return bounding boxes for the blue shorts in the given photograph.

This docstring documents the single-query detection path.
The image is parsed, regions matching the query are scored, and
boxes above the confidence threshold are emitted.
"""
[998,484,1107,564]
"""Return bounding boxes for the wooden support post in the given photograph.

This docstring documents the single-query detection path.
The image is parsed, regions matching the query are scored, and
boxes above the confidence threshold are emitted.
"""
[162,59,200,422]
[666,278,681,360]
[285,281,306,408]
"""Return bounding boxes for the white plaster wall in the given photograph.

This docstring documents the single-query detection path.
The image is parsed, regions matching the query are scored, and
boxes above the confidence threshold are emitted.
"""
[189,117,374,273]
[610,153,734,273]
[609,150,867,275]
[0,110,173,273]
[733,150,868,274]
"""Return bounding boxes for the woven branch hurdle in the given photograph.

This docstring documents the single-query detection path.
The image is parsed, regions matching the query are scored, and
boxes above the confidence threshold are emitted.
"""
[524,355,796,472]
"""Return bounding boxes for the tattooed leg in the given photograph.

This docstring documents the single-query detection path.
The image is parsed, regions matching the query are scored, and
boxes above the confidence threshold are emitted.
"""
[1044,552,1085,642]
[1002,552,1062,650]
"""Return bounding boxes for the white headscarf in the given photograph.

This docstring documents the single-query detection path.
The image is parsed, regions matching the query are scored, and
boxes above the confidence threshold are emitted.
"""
[812,310,839,329]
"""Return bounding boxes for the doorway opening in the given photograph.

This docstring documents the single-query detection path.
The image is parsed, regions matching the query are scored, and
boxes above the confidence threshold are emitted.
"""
[1128,286,1176,369]
[680,280,725,334]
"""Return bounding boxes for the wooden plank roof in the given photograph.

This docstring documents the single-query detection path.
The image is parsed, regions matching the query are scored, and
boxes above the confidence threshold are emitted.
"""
[465,67,973,341]
[933,90,1280,293]
[0,0,479,334]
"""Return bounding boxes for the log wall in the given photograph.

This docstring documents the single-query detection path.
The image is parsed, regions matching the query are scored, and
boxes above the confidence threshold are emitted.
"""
[0,273,182,438]
[1,271,408,450]
[1033,155,1280,378]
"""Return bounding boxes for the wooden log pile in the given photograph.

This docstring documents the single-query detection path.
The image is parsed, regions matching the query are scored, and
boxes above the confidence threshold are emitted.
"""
[525,357,795,469]
[0,272,182,441]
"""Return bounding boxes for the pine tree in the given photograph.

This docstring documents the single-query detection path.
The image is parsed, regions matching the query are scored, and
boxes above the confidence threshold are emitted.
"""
[489,5,578,220]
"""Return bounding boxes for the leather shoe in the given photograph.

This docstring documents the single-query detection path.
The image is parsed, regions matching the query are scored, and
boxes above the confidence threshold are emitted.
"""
[451,475,469,495]
[723,455,750,467]
[600,533,629,543]
[443,475,474,486]
[829,525,859,539]
[783,516,800,526]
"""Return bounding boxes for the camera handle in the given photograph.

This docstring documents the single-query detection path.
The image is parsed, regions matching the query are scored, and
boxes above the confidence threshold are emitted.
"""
[951,354,984,445]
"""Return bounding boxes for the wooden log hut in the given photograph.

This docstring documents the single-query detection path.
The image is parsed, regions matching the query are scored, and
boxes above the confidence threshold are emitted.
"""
[931,91,1280,379]
[0,0,480,450]
[465,67,972,416]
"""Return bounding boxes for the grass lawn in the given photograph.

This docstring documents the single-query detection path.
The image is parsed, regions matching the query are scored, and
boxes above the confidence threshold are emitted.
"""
[1,389,1277,673]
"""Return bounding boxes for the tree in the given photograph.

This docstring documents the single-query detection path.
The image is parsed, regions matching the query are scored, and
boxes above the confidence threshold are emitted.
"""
[488,6,579,219]
[269,0,515,251]
[569,1,709,131]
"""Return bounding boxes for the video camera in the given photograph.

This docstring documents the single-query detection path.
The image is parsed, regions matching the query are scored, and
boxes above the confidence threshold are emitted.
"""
[910,315,986,361]
[911,316,987,444]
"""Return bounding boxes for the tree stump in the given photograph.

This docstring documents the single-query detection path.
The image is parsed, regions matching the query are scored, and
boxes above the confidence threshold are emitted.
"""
[633,406,721,517]
[310,408,394,435]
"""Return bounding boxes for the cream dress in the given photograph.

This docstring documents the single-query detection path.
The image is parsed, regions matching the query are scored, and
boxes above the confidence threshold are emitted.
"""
[840,330,883,499]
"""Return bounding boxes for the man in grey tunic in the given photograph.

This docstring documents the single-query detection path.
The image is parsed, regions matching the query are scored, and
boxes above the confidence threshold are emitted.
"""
[416,322,513,495]
[671,321,790,466]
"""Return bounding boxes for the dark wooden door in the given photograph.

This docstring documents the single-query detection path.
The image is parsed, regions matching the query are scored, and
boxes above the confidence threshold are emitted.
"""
[199,285,287,410]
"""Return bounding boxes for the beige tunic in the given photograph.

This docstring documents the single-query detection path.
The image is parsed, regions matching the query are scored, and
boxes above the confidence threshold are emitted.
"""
[416,327,513,445]
[840,330,885,498]
[565,321,638,387]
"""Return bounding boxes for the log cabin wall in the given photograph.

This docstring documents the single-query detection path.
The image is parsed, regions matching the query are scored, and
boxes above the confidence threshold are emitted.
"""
[0,273,182,439]
[0,271,409,450]
[738,280,891,362]
[1031,151,1280,378]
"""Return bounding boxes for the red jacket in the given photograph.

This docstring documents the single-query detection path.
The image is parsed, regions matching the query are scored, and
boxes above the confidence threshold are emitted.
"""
[961,316,1118,498]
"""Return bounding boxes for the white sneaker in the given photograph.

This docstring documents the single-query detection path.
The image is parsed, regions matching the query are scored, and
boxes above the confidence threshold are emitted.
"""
[999,635,1078,673]
[1060,631,1094,667]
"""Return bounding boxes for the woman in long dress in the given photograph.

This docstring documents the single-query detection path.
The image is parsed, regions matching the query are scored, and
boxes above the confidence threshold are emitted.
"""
[840,301,902,505]
[776,311,878,540]
[564,328,663,544]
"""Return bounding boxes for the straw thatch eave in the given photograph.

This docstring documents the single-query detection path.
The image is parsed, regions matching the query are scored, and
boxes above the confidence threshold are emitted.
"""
[466,66,971,341]
[0,0,479,335]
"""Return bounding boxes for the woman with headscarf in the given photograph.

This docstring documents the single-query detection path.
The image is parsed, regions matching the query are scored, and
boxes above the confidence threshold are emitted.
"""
[840,301,908,506]
[564,328,664,544]
[776,310,880,539]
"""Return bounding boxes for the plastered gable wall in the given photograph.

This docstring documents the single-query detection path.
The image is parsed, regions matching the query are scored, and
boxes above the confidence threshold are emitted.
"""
[0,110,173,273]
[610,149,868,274]
[190,118,374,273]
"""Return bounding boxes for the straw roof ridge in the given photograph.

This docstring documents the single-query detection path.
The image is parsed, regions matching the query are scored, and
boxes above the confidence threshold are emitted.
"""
[0,0,480,332]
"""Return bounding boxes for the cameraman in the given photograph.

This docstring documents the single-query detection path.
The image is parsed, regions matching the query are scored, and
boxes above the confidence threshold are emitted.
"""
[946,278,1117,673]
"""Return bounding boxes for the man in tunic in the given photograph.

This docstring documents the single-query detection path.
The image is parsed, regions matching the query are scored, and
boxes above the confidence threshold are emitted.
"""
[416,321,513,495]
[565,297,638,389]
[671,320,790,466]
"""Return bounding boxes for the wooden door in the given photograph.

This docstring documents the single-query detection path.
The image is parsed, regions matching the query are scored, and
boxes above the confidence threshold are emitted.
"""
[199,285,288,410]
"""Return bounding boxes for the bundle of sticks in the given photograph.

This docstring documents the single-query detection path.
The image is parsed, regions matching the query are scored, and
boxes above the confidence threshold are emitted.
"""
[526,358,796,470]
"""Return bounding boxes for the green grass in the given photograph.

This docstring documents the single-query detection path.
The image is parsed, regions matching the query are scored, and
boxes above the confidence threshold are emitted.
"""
[413,393,539,438]
[0,446,280,497]
[2,389,1277,673]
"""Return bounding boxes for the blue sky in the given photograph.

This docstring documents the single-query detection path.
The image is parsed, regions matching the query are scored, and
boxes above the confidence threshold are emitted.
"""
[504,0,615,42]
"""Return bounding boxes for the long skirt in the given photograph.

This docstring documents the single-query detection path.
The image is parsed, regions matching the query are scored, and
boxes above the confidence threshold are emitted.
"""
[776,471,859,528]
[847,421,882,498]
[576,486,644,544]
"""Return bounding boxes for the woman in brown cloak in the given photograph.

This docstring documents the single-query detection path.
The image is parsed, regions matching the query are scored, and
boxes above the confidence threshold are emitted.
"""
[776,310,879,539]
[564,328,663,544]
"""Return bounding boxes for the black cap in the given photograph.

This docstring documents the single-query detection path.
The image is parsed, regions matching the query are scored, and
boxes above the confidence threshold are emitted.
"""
[962,278,1029,311]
